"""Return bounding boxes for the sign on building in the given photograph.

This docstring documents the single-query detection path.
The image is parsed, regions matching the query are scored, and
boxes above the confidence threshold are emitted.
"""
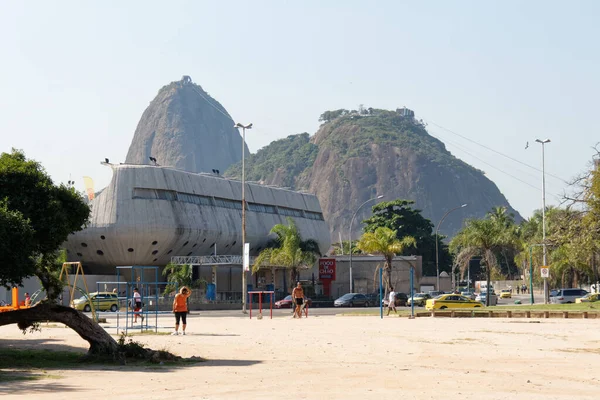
[318,258,336,280]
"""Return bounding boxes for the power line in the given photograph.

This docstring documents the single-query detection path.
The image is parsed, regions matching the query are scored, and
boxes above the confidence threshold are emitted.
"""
[428,129,563,200]
[188,84,234,122]
[424,119,569,184]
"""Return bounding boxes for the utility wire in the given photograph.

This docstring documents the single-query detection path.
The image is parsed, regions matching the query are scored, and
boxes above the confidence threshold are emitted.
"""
[188,84,234,122]
[424,119,569,184]
[428,129,563,200]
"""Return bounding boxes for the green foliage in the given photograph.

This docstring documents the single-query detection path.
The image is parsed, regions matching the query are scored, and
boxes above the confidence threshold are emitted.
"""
[252,217,321,291]
[319,109,349,123]
[362,199,451,276]
[162,263,206,295]
[0,200,36,287]
[224,133,318,189]
[357,226,416,292]
[0,149,90,291]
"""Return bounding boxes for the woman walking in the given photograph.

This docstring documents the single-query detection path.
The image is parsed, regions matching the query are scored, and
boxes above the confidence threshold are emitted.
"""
[172,286,192,335]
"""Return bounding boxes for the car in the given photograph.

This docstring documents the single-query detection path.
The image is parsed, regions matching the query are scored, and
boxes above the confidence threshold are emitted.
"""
[407,293,432,307]
[475,292,498,306]
[71,292,119,312]
[365,292,382,305]
[460,290,476,300]
[425,294,484,310]
[428,290,445,297]
[334,293,370,307]
[382,292,408,307]
[274,295,313,309]
[575,293,600,303]
[550,288,589,304]
[499,289,512,299]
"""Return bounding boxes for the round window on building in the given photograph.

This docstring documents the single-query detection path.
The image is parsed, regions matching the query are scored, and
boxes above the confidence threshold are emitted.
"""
[152,250,158,255]
[152,241,158,245]
[81,242,88,247]
[96,250,104,256]
[128,248,134,253]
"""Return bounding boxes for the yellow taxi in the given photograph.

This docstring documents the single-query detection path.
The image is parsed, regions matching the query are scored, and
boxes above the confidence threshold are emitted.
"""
[425,294,483,310]
[499,289,512,299]
[575,293,600,303]
[71,292,120,312]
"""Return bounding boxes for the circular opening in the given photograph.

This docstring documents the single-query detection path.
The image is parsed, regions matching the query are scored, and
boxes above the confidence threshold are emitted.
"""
[232,241,237,246]
[100,235,105,240]
[76,252,83,257]
[210,243,215,248]
[202,238,206,243]
[186,252,192,256]
[183,241,189,246]
[152,250,158,255]
[225,244,230,248]
[128,248,134,253]
[192,243,197,248]
[81,242,88,247]
[153,258,158,262]
[167,250,173,254]
[152,241,158,245]
[96,250,104,256]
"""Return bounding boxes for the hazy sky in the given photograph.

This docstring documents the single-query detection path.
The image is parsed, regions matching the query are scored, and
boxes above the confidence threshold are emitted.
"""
[1,1,598,219]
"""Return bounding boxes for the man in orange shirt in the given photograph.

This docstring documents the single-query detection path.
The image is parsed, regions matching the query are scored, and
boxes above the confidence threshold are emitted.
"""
[172,286,192,335]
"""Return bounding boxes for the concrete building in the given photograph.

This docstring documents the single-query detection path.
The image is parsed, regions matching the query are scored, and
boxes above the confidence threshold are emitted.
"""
[65,163,331,274]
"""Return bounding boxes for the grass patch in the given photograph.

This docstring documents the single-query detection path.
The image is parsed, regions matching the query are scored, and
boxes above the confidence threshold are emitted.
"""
[0,348,84,369]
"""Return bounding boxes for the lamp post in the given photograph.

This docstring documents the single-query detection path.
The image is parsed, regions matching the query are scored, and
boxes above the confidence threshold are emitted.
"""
[349,195,384,293]
[535,138,550,304]
[235,122,252,313]
[435,204,467,290]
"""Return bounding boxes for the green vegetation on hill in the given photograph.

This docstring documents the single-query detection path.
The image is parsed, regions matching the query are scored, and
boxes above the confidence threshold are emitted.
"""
[224,133,318,188]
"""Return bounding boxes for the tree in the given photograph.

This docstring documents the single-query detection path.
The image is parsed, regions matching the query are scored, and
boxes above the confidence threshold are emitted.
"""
[0,149,123,356]
[450,216,514,306]
[252,217,321,293]
[356,227,416,293]
[162,262,206,294]
[362,199,451,276]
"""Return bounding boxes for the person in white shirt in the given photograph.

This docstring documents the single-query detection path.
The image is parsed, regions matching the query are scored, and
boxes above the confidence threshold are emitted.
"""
[387,286,397,316]
[132,287,144,323]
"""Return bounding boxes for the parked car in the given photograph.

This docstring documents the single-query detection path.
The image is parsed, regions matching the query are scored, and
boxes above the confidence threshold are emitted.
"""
[382,292,408,307]
[274,295,313,309]
[425,294,484,310]
[550,288,589,304]
[428,290,444,297]
[475,292,498,306]
[334,293,370,307]
[407,293,431,307]
[499,289,512,299]
[460,290,476,300]
[71,292,119,312]
[575,293,600,303]
[366,292,382,305]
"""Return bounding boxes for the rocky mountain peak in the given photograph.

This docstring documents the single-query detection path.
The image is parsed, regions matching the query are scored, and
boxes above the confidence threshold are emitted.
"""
[125,76,248,173]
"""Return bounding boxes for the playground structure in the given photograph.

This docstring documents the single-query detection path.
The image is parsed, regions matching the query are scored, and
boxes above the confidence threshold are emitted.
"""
[96,266,177,334]
[59,262,97,320]
[0,287,32,313]
[248,290,275,319]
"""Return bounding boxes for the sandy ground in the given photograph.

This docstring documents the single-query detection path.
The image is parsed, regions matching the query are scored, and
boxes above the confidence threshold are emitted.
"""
[0,313,599,400]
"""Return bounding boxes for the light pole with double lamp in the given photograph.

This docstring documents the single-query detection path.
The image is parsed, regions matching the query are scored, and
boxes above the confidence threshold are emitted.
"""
[349,195,384,293]
[235,122,252,313]
[435,204,467,290]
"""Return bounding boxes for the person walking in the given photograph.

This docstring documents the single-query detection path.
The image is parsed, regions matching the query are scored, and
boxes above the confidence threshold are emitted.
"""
[172,286,192,335]
[292,282,304,319]
[387,287,397,316]
[24,292,31,307]
[132,287,143,323]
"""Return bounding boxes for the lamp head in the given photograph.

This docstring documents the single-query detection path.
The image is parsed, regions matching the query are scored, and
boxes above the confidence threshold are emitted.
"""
[461,204,468,207]
[535,138,551,144]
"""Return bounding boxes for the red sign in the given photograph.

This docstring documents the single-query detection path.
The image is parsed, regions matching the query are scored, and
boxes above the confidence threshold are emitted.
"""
[319,258,336,280]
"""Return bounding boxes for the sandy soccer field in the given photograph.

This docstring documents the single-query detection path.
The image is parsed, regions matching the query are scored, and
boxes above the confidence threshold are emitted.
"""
[0,313,599,400]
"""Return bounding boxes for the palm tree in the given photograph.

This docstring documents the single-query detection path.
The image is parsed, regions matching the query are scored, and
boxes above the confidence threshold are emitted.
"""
[162,263,205,295]
[252,217,321,293]
[450,218,514,306]
[356,227,416,293]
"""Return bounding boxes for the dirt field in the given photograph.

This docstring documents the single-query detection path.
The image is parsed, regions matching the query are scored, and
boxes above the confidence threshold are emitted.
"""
[1,313,599,399]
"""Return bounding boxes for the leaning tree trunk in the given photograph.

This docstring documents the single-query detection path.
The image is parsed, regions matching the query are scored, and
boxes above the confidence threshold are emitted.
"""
[0,303,118,355]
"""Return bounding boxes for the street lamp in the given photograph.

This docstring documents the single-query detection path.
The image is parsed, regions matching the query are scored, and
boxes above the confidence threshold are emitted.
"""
[535,138,550,304]
[435,204,467,290]
[235,122,252,313]
[349,195,384,293]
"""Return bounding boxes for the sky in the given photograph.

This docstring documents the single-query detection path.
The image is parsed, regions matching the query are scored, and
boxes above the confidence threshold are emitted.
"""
[1,0,598,219]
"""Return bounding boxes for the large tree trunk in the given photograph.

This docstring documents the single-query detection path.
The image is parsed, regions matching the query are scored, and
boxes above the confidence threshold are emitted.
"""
[486,268,491,307]
[0,303,118,355]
